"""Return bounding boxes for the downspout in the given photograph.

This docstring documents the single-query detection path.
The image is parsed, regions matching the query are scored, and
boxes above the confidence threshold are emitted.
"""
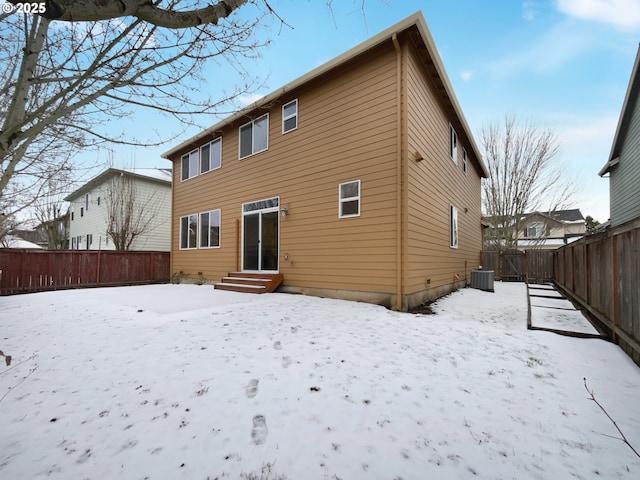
[170,158,176,279]
[392,33,404,310]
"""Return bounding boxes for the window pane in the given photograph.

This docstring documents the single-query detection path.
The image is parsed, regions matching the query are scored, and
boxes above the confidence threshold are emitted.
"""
[253,116,268,152]
[180,217,188,248]
[188,215,198,248]
[210,210,220,247]
[200,144,210,173]
[181,154,189,180]
[284,117,297,132]
[240,124,252,158]
[340,181,359,199]
[189,151,198,178]
[243,197,279,212]
[200,212,210,247]
[341,200,359,216]
[210,139,221,169]
[450,206,458,247]
[283,101,297,118]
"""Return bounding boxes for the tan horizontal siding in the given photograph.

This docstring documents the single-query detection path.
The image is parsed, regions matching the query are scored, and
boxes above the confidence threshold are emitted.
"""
[170,42,399,294]
[404,45,482,293]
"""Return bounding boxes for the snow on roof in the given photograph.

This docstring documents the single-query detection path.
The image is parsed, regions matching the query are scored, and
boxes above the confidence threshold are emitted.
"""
[1,235,43,249]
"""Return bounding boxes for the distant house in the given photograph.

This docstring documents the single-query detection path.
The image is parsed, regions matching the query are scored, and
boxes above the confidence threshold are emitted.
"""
[64,168,171,251]
[483,209,586,251]
[161,12,489,311]
[599,46,640,228]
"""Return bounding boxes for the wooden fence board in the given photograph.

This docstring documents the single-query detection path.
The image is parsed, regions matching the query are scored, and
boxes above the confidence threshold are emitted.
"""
[481,250,554,283]
[554,225,640,367]
[0,249,170,295]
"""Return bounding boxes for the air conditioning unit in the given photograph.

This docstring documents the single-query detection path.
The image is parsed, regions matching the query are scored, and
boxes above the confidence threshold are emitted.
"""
[470,269,494,292]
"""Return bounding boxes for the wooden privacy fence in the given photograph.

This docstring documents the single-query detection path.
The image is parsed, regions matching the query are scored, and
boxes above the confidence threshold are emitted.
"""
[0,249,170,295]
[481,250,555,283]
[554,222,640,366]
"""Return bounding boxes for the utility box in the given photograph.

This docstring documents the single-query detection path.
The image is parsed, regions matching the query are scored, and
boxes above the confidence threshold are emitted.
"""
[470,269,494,292]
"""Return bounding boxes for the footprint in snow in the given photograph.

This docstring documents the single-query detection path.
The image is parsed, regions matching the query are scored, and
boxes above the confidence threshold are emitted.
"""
[282,356,292,368]
[273,341,283,350]
[251,415,268,445]
[245,379,259,398]
[76,449,92,464]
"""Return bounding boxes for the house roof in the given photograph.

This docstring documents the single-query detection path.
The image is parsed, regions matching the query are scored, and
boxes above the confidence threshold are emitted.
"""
[64,168,172,201]
[529,209,585,223]
[599,44,640,177]
[483,209,585,226]
[161,11,489,178]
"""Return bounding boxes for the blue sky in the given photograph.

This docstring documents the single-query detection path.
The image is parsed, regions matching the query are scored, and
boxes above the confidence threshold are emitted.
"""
[96,0,640,223]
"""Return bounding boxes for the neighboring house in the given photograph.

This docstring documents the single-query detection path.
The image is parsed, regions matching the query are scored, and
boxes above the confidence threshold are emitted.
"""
[37,212,70,249]
[161,12,489,311]
[599,45,640,228]
[64,168,172,251]
[483,209,586,251]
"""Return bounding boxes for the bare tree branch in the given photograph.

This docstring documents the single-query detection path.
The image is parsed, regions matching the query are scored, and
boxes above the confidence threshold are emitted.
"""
[1,1,273,218]
[103,170,162,250]
[481,114,578,252]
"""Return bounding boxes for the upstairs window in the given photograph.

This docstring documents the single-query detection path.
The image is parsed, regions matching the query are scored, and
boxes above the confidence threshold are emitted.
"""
[282,99,298,133]
[450,204,459,248]
[339,180,361,218]
[526,221,546,238]
[201,137,222,174]
[462,148,468,175]
[181,149,198,181]
[239,114,269,158]
[449,124,458,165]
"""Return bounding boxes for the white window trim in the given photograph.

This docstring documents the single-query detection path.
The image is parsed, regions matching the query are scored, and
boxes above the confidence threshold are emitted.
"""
[449,123,458,165]
[239,113,269,159]
[181,149,199,182]
[199,209,222,249]
[450,204,459,249]
[462,148,468,175]
[339,180,361,219]
[200,137,222,175]
[179,214,198,250]
[282,99,298,134]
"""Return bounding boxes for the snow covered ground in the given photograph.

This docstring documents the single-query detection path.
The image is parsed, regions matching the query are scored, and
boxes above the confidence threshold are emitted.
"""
[1,282,639,479]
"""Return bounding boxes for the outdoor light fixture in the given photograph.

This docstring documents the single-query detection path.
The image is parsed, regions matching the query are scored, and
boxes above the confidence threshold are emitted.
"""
[281,206,289,217]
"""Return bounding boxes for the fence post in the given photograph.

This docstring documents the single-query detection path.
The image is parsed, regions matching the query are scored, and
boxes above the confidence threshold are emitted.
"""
[585,243,590,305]
[96,238,102,285]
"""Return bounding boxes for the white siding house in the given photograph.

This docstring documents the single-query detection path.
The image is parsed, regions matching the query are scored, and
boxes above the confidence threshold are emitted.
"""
[599,46,640,227]
[65,168,171,251]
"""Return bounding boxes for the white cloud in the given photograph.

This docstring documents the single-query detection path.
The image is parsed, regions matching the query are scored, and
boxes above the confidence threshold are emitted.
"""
[557,0,640,31]
[461,70,474,82]
[522,1,539,20]
[487,20,597,77]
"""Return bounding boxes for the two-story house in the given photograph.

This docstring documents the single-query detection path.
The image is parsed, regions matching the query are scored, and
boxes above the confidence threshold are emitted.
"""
[162,12,489,311]
[599,45,640,228]
[65,168,172,251]
[483,209,586,251]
